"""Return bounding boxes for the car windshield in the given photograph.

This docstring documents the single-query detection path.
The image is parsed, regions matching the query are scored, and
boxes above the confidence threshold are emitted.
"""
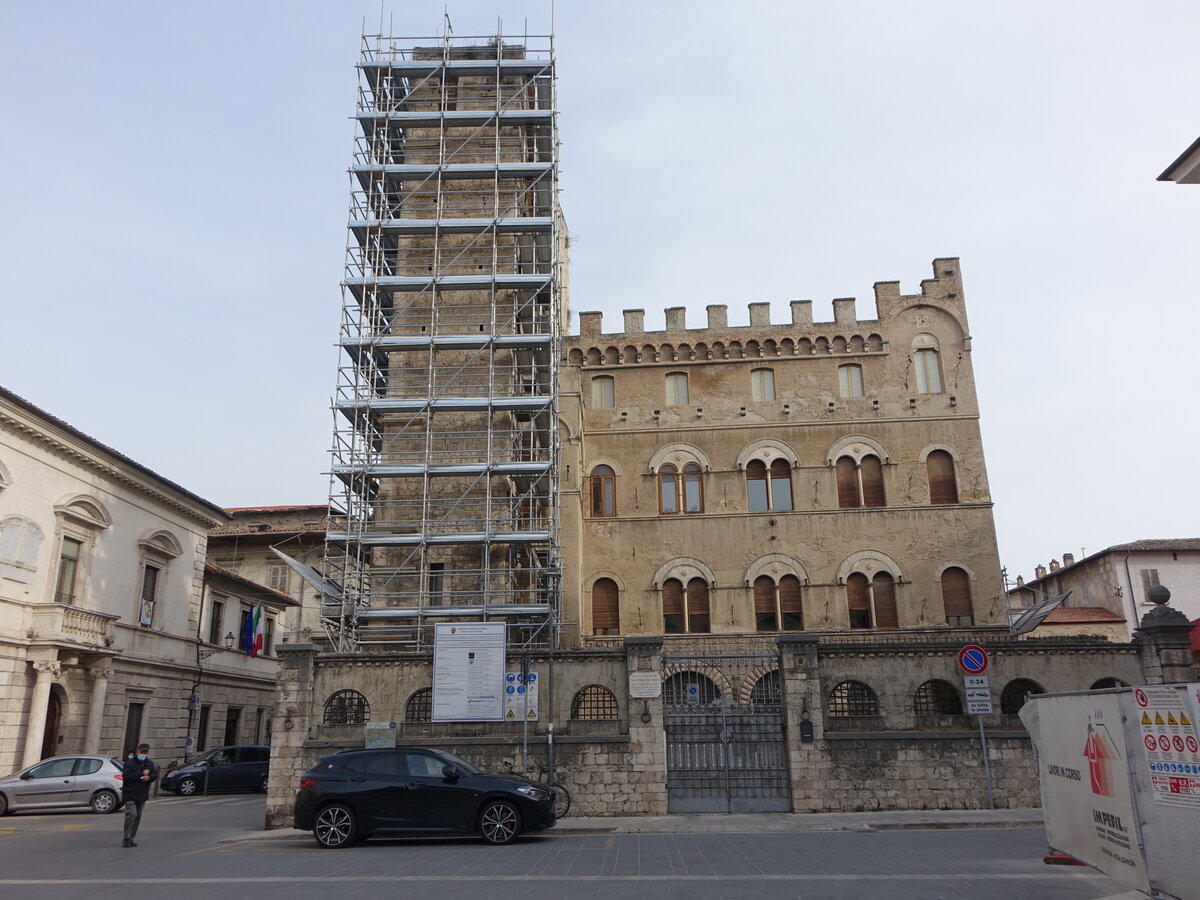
[433,750,479,775]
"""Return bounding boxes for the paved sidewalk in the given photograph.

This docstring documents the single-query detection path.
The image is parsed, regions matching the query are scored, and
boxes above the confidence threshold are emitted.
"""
[235,807,1044,843]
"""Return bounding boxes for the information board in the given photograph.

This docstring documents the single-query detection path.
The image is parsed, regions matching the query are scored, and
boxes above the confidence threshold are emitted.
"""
[432,622,506,721]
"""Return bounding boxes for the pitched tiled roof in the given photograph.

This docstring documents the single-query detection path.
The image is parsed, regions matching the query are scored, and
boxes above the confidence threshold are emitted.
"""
[203,563,300,607]
[1042,607,1125,624]
[1104,539,1200,553]
[226,505,330,514]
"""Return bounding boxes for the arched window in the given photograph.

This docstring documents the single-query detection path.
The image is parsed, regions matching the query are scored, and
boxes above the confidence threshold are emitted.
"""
[828,681,879,717]
[659,464,678,514]
[913,334,943,394]
[664,672,721,706]
[751,368,775,402]
[927,450,958,504]
[749,671,782,706]
[754,574,803,632]
[570,685,620,720]
[592,578,620,635]
[1000,679,1045,715]
[661,577,710,634]
[589,465,616,517]
[838,364,863,398]
[1090,677,1128,690]
[845,571,898,629]
[835,454,885,508]
[404,687,432,723]
[941,567,974,626]
[914,680,964,716]
[666,372,688,406]
[591,376,615,409]
[746,458,791,512]
[324,689,370,725]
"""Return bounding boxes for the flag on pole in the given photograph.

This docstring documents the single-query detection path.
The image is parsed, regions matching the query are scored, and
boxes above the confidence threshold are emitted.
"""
[251,606,264,658]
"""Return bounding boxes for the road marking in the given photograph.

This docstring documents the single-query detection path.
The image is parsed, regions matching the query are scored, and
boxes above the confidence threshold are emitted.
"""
[61,824,93,831]
[0,874,1112,885]
[604,833,616,850]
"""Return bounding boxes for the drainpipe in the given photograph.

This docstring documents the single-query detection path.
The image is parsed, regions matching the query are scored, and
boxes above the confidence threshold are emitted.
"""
[1122,553,1138,631]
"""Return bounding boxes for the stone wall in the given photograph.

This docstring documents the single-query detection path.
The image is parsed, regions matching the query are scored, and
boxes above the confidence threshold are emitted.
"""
[266,630,1142,827]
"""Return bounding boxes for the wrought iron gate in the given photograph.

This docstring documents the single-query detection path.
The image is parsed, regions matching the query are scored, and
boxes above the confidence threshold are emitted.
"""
[662,653,791,813]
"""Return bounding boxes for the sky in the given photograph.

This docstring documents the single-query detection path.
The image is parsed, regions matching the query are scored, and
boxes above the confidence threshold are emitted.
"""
[1,1,1197,587]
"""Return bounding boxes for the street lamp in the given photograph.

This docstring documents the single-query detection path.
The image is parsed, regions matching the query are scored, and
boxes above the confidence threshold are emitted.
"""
[198,632,236,660]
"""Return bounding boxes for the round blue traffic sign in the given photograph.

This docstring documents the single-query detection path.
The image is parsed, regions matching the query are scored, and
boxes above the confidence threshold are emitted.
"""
[958,645,989,675]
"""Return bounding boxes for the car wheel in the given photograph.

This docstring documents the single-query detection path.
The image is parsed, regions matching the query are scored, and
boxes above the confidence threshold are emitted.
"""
[90,790,119,814]
[0,793,8,816]
[257,775,269,794]
[479,800,522,845]
[313,803,356,849]
[176,777,198,796]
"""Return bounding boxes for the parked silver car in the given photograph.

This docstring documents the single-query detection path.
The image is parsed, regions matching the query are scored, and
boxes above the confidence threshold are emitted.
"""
[0,755,125,815]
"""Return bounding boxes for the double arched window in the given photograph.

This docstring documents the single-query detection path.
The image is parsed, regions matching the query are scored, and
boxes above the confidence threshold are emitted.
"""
[746,458,792,512]
[753,574,803,632]
[591,578,620,635]
[941,567,974,626]
[846,571,898,629]
[589,465,616,517]
[662,577,711,634]
[659,463,703,514]
[926,450,958,504]
[835,454,885,508]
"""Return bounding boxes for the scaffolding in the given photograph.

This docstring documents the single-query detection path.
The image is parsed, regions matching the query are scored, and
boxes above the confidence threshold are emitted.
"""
[322,29,564,652]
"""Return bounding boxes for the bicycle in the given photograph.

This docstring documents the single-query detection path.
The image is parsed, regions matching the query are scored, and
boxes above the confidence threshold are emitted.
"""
[503,759,571,818]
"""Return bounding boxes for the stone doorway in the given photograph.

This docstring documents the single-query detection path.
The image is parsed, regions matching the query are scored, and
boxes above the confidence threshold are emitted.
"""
[662,653,791,813]
[39,688,63,760]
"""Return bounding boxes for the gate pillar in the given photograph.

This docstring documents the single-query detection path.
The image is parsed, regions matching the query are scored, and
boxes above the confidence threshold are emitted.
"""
[777,633,825,812]
[624,636,668,815]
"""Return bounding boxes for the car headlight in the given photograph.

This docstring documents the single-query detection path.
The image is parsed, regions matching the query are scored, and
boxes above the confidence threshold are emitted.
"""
[515,785,548,801]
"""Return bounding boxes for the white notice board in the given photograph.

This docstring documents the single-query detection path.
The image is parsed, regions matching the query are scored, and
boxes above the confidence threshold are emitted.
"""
[432,622,506,721]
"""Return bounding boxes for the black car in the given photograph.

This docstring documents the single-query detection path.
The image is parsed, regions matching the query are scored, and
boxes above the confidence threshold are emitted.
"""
[161,745,270,796]
[293,748,556,848]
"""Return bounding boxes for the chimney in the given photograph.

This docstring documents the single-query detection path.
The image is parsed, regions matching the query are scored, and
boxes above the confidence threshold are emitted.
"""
[1035,565,1047,579]
[1049,559,1060,572]
[1063,552,1075,567]
[1016,575,1025,586]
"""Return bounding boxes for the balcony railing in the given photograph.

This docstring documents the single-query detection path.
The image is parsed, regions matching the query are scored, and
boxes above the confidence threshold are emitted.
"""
[29,603,119,647]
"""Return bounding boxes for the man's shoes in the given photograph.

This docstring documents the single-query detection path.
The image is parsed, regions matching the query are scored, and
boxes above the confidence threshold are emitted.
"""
[128,841,137,847]
[122,840,132,848]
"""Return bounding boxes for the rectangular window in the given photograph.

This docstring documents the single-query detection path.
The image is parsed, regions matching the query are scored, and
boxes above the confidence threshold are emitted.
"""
[838,364,864,398]
[223,707,241,746]
[267,562,290,593]
[751,368,775,402]
[591,376,615,409]
[665,372,688,406]
[1140,569,1160,601]
[255,708,265,744]
[683,468,703,513]
[197,705,211,753]
[207,597,225,645]
[659,470,678,514]
[429,562,444,605]
[914,349,942,394]
[55,537,82,604]
[263,617,275,656]
[239,606,253,650]
[138,564,160,627]
[123,702,144,756]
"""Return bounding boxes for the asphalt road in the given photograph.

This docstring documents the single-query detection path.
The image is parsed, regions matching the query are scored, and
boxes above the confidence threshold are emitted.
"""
[0,795,1130,899]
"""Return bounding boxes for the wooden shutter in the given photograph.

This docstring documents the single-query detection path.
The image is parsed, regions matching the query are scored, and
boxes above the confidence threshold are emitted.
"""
[662,579,684,634]
[861,455,886,508]
[872,572,898,628]
[836,457,860,508]
[779,575,803,630]
[686,578,710,633]
[940,567,973,624]
[754,576,777,631]
[926,450,958,504]
[592,578,619,632]
[847,573,870,627]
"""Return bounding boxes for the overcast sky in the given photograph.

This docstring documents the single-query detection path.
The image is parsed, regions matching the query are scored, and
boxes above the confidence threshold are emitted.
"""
[1,1,1196,588]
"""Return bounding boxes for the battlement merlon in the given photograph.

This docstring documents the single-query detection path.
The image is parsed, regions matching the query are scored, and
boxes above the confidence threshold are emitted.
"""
[572,258,966,338]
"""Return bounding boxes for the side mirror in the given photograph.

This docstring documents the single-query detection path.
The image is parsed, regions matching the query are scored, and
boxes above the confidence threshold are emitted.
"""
[441,764,460,780]
[19,772,33,780]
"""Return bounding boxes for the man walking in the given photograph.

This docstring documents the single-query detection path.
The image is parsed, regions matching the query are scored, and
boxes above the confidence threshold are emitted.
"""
[121,742,158,847]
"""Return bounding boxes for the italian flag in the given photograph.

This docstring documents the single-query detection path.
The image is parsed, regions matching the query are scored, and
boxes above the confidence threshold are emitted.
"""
[250,605,264,658]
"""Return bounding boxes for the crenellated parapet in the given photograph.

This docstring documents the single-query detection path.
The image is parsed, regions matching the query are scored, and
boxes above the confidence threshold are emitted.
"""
[566,258,967,367]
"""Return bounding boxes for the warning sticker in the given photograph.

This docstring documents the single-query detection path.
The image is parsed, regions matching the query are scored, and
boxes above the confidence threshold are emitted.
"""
[1136,685,1200,808]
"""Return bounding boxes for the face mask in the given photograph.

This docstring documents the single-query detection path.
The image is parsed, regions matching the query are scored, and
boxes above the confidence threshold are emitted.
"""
[136,754,147,761]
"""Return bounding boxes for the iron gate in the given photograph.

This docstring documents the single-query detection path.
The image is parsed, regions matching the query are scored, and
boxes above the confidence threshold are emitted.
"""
[662,653,791,813]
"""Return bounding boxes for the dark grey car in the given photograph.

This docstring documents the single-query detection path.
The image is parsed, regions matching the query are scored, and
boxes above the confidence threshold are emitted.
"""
[0,755,124,815]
